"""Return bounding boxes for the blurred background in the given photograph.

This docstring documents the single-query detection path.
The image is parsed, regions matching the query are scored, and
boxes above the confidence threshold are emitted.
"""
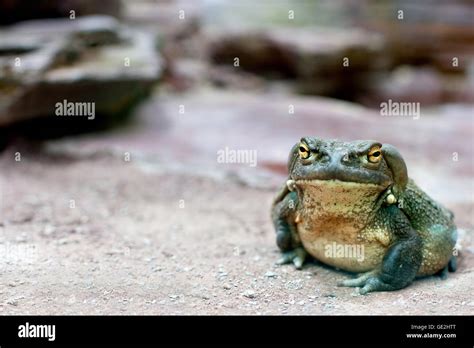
[0,0,473,167]
[0,0,472,315]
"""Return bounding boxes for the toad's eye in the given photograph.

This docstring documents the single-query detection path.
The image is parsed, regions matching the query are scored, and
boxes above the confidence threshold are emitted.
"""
[298,143,310,159]
[368,146,382,163]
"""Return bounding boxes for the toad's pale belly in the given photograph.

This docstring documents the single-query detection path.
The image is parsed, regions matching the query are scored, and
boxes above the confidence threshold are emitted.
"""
[297,223,388,272]
[294,179,391,273]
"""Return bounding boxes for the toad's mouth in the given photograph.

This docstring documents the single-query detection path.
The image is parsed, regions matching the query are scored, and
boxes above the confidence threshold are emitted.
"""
[295,178,386,188]
[287,178,389,201]
[289,165,393,187]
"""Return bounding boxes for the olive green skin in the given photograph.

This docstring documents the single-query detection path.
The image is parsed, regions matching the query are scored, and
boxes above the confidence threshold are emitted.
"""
[271,137,457,294]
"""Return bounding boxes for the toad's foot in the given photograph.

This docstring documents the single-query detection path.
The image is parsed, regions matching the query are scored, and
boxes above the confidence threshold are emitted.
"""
[276,247,308,270]
[338,271,397,295]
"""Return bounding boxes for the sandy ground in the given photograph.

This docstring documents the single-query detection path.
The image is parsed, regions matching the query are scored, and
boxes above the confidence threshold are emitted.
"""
[0,145,472,315]
[0,89,473,315]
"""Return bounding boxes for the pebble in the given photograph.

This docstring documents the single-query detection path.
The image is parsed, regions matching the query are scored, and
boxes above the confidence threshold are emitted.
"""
[56,238,69,245]
[72,226,87,234]
[15,233,27,243]
[324,293,336,298]
[5,296,23,306]
[43,225,56,236]
[264,271,277,278]
[285,279,304,290]
[243,290,256,299]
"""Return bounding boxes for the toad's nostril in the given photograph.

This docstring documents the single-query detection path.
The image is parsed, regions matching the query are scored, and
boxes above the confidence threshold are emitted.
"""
[319,152,330,163]
[315,148,330,162]
[340,151,357,165]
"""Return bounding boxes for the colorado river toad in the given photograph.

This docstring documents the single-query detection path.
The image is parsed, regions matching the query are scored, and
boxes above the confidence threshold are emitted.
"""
[271,137,457,294]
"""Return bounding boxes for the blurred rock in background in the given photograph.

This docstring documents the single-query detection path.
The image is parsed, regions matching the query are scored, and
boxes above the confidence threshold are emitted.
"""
[120,0,471,107]
[358,0,474,73]
[0,15,163,129]
[207,27,388,99]
[0,0,473,136]
[0,0,122,25]
[355,0,474,105]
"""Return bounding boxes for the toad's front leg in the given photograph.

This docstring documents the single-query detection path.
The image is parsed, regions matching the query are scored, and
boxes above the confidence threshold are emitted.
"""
[271,185,308,270]
[339,205,422,294]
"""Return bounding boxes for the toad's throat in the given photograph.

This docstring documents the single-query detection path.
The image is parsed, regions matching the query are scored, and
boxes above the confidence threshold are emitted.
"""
[295,179,385,228]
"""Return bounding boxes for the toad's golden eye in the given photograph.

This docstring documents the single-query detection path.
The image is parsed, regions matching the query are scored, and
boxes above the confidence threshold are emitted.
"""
[298,143,310,159]
[368,146,382,163]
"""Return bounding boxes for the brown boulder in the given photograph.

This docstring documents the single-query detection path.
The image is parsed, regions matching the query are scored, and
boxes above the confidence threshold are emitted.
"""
[0,16,163,127]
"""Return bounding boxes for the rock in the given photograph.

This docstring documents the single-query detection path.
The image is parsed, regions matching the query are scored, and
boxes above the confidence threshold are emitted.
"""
[360,65,474,107]
[5,296,24,306]
[208,27,387,97]
[201,2,473,103]
[264,271,277,278]
[242,289,256,299]
[359,1,474,73]
[0,0,121,25]
[0,15,163,127]
[42,224,56,236]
